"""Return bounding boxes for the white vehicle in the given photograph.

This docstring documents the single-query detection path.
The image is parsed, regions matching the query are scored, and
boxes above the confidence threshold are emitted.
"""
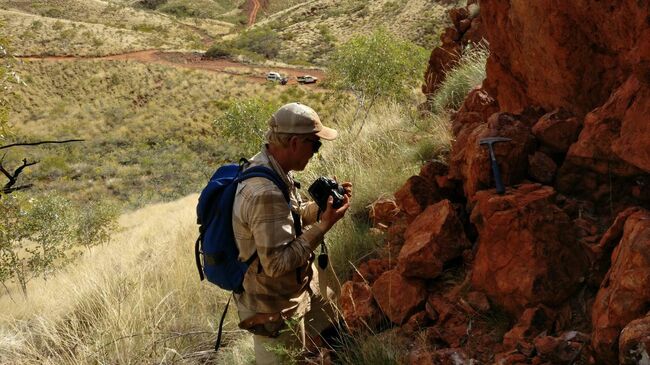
[266,71,287,84]
[297,75,318,84]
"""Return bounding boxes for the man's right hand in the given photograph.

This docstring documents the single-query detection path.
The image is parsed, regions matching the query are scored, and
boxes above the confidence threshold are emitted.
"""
[320,194,350,231]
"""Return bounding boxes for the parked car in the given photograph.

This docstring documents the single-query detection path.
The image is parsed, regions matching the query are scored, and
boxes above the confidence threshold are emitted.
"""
[297,75,318,84]
[266,71,288,85]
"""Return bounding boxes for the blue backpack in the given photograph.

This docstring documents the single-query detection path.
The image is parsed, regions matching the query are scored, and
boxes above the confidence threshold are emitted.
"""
[194,160,293,352]
[195,160,289,291]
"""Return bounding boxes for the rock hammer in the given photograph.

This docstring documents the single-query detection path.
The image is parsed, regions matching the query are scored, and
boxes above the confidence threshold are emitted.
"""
[479,137,512,195]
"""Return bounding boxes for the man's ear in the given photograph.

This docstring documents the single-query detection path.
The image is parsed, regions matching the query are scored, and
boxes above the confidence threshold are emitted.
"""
[288,135,300,151]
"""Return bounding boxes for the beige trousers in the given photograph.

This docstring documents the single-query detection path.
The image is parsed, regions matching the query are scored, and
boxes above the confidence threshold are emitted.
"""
[237,263,340,365]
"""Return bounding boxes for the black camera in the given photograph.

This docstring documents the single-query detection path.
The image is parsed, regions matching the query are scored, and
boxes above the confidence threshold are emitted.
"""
[308,177,346,212]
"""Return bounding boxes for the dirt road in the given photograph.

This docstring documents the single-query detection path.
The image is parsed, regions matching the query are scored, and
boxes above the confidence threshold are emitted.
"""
[20,50,325,86]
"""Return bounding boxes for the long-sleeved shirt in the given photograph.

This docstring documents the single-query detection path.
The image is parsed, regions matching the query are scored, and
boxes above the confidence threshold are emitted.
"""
[232,145,327,314]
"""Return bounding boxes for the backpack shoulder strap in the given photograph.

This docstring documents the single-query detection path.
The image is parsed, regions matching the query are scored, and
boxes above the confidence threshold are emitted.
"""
[238,165,290,203]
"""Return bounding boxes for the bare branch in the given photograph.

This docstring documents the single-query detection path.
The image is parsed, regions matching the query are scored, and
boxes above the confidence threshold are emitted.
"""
[1,158,38,195]
[0,139,84,150]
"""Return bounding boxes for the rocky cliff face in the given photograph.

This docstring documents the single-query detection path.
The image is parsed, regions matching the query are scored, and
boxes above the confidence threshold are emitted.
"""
[340,1,650,364]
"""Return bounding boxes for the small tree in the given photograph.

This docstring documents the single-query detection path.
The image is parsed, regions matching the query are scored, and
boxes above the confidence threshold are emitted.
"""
[213,98,279,157]
[231,26,281,59]
[327,28,429,132]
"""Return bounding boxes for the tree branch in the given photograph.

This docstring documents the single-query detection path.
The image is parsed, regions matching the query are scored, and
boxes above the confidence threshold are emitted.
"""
[1,158,38,194]
[0,139,84,150]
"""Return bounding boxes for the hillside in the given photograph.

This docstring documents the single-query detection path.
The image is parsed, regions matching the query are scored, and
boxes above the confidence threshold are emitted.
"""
[1,0,462,64]
[251,0,463,64]
[0,0,232,56]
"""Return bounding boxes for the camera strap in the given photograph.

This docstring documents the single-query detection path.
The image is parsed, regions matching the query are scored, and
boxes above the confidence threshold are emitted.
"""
[318,240,328,269]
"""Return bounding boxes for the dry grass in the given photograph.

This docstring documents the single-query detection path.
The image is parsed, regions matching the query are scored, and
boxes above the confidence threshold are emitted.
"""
[0,195,244,364]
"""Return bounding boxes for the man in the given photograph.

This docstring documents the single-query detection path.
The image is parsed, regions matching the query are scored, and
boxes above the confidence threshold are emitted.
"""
[232,102,351,364]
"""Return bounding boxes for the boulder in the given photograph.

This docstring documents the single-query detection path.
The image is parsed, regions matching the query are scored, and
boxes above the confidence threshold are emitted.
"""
[419,160,447,182]
[619,313,650,365]
[371,270,426,325]
[589,207,643,286]
[352,258,392,284]
[424,295,469,348]
[555,76,650,206]
[503,305,556,351]
[394,176,440,219]
[340,281,383,332]
[591,208,650,363]
[397,200,470,279]
[470,184,589,315]
[532,108,582,154]
[368,197,400,229]
[533,331,590,364]
[528,151,557,184]
[449,112,536,200]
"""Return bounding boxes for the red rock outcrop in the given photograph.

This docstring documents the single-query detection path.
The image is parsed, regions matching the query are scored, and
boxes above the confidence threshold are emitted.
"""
[480,1,650,117]
[339,281,383,332]
[397,200,469,279]
[340,1,650,363]
[371,269,426,325]
[470,184,589,315]
[422,2,485,101]
[591,209,650,363]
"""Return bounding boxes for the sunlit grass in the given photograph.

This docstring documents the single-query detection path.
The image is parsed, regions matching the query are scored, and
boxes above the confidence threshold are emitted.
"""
[0,195,243,364]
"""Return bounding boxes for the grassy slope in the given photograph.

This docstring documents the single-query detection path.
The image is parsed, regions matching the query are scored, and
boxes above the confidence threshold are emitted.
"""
[254,0,464,64]
[0,0,232,56]
[0,97,453,364]
[6,59,338,208]
[0,195,238,364]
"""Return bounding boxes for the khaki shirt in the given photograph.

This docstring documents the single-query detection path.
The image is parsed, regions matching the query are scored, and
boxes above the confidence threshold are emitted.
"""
[232,145,326,315]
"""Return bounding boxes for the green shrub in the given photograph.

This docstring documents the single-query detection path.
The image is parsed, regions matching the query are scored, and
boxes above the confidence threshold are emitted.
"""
[137,0,168,10]
[205,43,232,59]
[0,192,117,297]
[327,28,429,131]
[213,98,280,157]
[231,26,281,59]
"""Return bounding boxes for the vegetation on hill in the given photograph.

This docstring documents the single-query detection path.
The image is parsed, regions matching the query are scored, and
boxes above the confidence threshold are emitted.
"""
[0,41,487,360]
[0,1,232,56]
[5,59,336,209]
[0,1,487,363]
[245,0,465,65]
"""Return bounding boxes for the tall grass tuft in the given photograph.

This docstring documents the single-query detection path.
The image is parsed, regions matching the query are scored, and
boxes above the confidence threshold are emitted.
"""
[429,42,489,113]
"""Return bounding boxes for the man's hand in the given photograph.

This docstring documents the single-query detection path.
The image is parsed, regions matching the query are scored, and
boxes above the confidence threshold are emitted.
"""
[320,194,350,231]
[341,181,352,198]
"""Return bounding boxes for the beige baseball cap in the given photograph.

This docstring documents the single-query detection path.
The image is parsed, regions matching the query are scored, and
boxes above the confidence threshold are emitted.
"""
[268,102,338,140]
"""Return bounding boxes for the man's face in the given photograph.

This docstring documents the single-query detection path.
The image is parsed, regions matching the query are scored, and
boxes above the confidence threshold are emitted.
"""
[291,134,321,171]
